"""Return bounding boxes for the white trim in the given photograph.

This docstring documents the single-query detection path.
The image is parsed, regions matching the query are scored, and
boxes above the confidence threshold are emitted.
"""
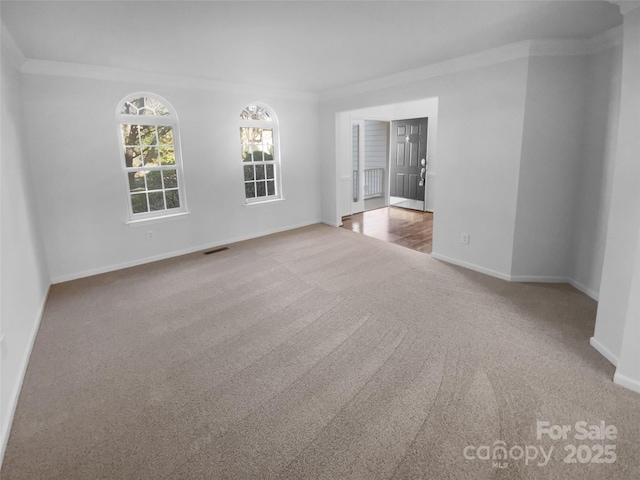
[586,25,623,54]
[0,285,51,466]
[117,93,189,221]
[509,274,569,283]
[568,278,599,301]
[243,197,286,207]
[1,22,26,69]
[613,372,640,394]
[610,1,640,15]
[430,252,512,281]
[50,220,321,284]
[239,102,283,204]
[590,337,619,366]
[19,59,318,102]
[529,38,590,57]
[429,254,602,295]
[125,211,190,225]
[322,219,342,228]
[321,40,533,100]
[320,26,624,101]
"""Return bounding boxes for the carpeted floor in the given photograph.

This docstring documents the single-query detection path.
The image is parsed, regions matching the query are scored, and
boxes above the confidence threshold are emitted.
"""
[3,224,639,479]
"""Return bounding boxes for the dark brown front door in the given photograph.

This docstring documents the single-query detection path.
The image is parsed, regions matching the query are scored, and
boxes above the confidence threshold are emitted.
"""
[389,118,428,201]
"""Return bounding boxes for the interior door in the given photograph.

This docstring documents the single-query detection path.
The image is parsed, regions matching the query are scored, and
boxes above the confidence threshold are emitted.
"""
[389,118,428,211]
[351,120,365,214]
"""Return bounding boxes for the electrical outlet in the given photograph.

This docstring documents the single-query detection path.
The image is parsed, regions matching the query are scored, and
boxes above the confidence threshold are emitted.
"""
[147,231,154,240]
[461,233,470,245]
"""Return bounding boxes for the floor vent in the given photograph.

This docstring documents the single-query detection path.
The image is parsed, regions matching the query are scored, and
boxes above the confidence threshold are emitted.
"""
[203,247,229,255]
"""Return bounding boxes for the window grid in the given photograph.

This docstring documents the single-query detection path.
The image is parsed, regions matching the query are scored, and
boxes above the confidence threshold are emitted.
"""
[239,105,280,204]
[118,95,186,219]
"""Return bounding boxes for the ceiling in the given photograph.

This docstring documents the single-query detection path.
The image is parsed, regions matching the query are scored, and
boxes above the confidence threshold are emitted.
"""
[1,1,622,94]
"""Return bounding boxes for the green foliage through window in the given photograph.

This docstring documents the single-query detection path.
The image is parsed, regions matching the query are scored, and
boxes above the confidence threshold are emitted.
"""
[118,94,184,217]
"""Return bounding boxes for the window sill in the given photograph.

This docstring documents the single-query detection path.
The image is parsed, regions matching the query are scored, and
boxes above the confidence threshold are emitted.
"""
[126,211,190,226]
[243,197,285,207]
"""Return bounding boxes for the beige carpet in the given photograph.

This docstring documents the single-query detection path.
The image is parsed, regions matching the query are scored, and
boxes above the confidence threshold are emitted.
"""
[3,224,639,479]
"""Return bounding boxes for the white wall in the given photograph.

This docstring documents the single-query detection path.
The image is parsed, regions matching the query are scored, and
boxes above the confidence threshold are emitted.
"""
[593,6,640,386]
[511,55,589,281]
[569,43,622,299]
[322,58,529,278]
[0,31,50,462]
[614,218,640,393]
[21,71,321,282]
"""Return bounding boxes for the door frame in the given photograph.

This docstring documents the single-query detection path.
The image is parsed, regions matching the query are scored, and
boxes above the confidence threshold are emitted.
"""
[351,118,365,215]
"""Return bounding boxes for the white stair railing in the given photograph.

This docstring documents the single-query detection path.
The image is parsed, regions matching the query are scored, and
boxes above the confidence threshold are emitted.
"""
[364,168,384,199]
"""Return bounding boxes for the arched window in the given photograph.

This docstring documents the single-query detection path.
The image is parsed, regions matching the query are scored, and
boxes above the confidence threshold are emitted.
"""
[239,104,282,203]
[117,94,187,221]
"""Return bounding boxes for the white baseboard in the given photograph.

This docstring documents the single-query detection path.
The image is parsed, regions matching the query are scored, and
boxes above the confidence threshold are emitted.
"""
[590,337,619,366]
[509,274,569,283]
[613,372,640,394]
[430,252,511,281]
[1,285,51,466]
[51,220,322,283]
[568,278,599,301]
[322,219,342,227]
[429,253,601,301]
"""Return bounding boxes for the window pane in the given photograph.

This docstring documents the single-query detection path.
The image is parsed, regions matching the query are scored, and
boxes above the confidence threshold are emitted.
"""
[131,193,148,214]
[266,164,274,179]
[244,165,255,181]
[143,146,159,166]
[255,165,265,180]
[121,97,170,116]
[140,125,158,146]
[146,171,162,190]
[158,126,173,145]
[245,182,256,198]
[256,181,266,197]
[122,125,140,146]
[163,170,178,189]
[253,149,264,162]
[240,127,270,144]
[123,146,142,168]
[129,172,145,192]
[165,189,180,208]
[159,146,175,165]
[262,129,273,144]
[240,105,271,121]
[267,180,275,196]
[148,191,165,211]
[242,147,252,162]
[146,97,169,116]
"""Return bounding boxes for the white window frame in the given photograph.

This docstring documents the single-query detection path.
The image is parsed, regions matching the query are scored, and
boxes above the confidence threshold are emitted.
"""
[116,93,188,223]
[239,103,283,205]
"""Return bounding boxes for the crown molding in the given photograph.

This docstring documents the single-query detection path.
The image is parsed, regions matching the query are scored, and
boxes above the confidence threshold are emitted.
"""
[18,59,319,102]
[610,1,640,15]
[1,22,26,70]
[320,40,533,101]
[320,25,623,101]
[586,25,623,54]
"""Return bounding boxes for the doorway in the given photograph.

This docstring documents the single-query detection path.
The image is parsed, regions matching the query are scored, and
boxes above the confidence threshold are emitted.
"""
[338,98,438,230]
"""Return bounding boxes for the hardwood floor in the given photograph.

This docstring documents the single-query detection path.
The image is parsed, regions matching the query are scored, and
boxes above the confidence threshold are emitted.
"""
[341,206,433,254]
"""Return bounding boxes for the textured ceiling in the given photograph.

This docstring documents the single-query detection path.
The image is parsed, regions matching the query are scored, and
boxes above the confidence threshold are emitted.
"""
[1,1,622,94]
